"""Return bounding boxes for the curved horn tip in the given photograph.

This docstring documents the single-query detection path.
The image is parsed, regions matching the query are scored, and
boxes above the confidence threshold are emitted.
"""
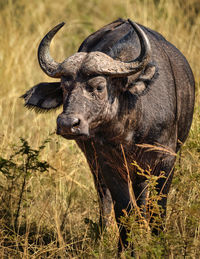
[127,19,140,31]
[127,19,135,26]
[127,18,151,56]
[56,22,65,29]
[51,22,66,33]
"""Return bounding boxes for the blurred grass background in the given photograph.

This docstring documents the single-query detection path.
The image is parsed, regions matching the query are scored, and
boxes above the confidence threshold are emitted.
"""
[0,0,200,257]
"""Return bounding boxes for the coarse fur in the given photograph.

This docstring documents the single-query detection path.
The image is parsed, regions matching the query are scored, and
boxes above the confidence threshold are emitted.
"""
[22,18,195,253]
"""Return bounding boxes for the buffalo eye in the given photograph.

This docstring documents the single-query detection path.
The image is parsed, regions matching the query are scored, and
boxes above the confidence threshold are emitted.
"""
[87,76,107,94]
[86,85,94,92]
[97,84,105,92]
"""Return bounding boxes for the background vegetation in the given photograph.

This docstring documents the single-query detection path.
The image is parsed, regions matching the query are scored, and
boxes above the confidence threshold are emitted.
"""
[0,0,199,258]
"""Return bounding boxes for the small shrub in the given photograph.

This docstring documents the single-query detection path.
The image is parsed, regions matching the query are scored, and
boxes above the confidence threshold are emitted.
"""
[0,138,53,254]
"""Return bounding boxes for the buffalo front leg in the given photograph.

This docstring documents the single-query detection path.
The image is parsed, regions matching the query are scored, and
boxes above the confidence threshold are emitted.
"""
[92,169,113,230]
[99,165,132,252]
[76,140,113,230]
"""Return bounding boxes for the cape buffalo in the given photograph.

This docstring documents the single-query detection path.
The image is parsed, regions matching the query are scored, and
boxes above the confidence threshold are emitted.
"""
[22,18,195,252]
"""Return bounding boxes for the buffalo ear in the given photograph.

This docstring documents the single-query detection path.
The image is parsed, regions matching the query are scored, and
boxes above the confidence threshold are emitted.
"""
[21,82,63,112]
[127,64,156,95]
[139,64,156,81]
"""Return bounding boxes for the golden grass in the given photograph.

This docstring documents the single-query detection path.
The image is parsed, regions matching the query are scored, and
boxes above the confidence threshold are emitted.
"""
[0,0,200,257]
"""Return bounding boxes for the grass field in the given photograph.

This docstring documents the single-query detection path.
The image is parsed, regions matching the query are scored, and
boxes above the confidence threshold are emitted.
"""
[0,0,200,258]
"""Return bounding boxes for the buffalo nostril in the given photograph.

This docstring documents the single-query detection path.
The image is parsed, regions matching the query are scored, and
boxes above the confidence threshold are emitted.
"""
[57,115,80,128]
[71,117,80,128]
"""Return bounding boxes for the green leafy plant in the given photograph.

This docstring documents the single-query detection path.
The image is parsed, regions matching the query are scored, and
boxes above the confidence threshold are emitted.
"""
[0,138,52,235]
[119,161,168,258]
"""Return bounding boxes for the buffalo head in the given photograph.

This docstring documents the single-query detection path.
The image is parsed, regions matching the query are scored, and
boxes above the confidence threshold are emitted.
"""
[22,20,152,140]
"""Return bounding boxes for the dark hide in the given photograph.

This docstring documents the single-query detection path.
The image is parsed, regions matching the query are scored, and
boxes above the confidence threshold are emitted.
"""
[22,19,195,254]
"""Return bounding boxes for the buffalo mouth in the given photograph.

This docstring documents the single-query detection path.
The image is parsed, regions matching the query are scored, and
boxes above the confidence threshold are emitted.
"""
[58,133,91,140]
[56,127,91,140]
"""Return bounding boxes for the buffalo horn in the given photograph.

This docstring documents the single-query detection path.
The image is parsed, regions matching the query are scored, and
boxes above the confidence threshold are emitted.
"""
[37,22,65,78]
[86,19,152,77]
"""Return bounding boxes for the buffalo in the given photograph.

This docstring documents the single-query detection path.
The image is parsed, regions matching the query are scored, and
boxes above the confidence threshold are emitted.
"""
[22,18,195,253]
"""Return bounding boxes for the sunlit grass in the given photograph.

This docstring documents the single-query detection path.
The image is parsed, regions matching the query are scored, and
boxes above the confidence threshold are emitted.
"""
[0,0,199,257]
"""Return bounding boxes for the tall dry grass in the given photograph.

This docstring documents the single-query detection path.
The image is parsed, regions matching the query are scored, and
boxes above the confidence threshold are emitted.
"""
[0,0,200,257]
